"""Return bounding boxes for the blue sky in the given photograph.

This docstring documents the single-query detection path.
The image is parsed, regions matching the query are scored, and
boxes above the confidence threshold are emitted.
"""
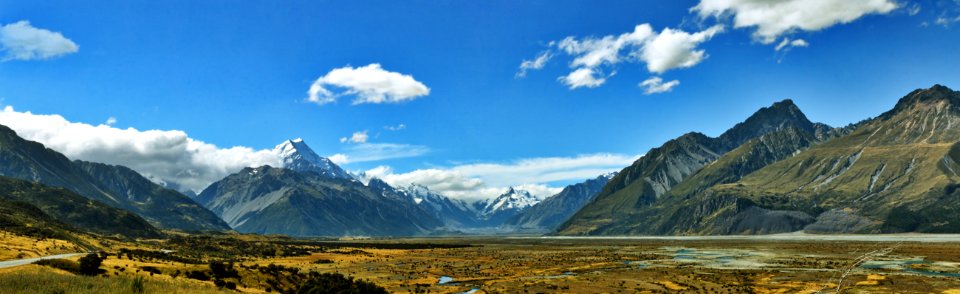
[1,0,959,200]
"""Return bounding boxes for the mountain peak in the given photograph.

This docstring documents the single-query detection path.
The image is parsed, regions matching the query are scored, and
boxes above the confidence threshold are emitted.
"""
[718,99,814,148]
[273,139,352,179]
[889,84,959,115]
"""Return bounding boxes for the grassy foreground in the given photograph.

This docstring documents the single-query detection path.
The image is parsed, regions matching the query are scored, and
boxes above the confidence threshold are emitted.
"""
[0,265,228,294]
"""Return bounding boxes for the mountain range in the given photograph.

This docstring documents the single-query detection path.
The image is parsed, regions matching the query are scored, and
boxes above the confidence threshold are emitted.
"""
[503,173,614,232]
[558,84,960,236]
[196,141,444,236]
[0,125,229,232]
[3,84,959,238]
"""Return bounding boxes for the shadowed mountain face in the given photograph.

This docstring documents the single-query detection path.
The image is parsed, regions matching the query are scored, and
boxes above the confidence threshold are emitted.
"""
[0,175,162,239]
[558,99,824,235]
[0,124,229,232]
[503,173,614,232]
[198,165,443,237]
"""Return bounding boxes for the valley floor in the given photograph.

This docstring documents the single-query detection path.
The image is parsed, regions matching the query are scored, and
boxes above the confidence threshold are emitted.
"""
[2,233,960,293]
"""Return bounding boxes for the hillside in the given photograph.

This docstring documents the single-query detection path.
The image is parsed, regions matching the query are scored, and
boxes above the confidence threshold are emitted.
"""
[0,124,229,232]
[702,85,960,234]
[0,175,162,239]
[558,99,826,235]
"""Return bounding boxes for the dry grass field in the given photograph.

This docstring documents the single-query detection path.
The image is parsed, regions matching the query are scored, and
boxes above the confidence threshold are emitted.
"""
[2,232,960,293]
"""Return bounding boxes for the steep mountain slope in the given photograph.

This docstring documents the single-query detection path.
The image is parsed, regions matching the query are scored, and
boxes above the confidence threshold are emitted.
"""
[558,100,822,235]
[594,125,828,235]
[275,138,352,179]
[75,161,230,232]
[696,85,960,234]
[197,166,442,236]
[0,124,229,232]
[503,173,614,232]
[0,175,162,238]
[474,188,540,226]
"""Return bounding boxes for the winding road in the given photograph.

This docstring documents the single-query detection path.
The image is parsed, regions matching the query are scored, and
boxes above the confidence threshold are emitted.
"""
[0,253,83,269]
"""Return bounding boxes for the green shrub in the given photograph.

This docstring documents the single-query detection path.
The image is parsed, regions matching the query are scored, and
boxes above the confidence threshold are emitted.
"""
[78,253,103,276]
[186,270,210,281]
[288,272,388,294]
[140,266,162,275]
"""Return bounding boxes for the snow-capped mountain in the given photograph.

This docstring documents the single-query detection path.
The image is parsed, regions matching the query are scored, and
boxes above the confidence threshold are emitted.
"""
[474,187,541,225]
[396,184,480,227]
[274,138,352,180]
[481,187,540,214]
[503,172,616,232]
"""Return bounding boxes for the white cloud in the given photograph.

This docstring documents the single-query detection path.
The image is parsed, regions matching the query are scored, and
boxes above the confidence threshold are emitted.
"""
[639,77,680,94]
[640,25,724,74]
[361,153,639,202]
[0,21,79,61]
[908,4,922,16]
[693,0,898,44]
[516,51,552,78]
[559,67,608,89]
[307,63,430,105]
[525,24,721,90]
[556,24,654,69]
[104,117,117,126]
[0,106,281,193]
[774,38,810,51]
[328,153,350,165]
[341,130,368,144]
[331,143,429,165]
[936,15,960,27]
[384,124,406,131]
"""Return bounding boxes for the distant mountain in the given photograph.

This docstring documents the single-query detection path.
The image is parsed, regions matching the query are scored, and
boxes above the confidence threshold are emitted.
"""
[0,124,229,232]
[0,175,162,239]
[275,138,352,179]
[390,183,480,228]
[503,173,614,232]
[473,187,540,226]
[197,139,442,236]
[558,99,826,235]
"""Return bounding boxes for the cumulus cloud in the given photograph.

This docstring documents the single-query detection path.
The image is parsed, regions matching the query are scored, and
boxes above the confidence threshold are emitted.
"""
[523,23,721,91]
[340,130,368,144]
[516,51,552,78]
[0,21,79,61]
[104,117,117,126]
[360,153,639,202]
[641,26,724,74]
[639,77,680,94]
[307,63,430,105]
[692,0,898,44]
[559,68,608,89]
[0,106,280,192]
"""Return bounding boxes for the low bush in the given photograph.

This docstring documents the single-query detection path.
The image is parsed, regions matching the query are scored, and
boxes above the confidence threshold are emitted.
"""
[33,259,80,273]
